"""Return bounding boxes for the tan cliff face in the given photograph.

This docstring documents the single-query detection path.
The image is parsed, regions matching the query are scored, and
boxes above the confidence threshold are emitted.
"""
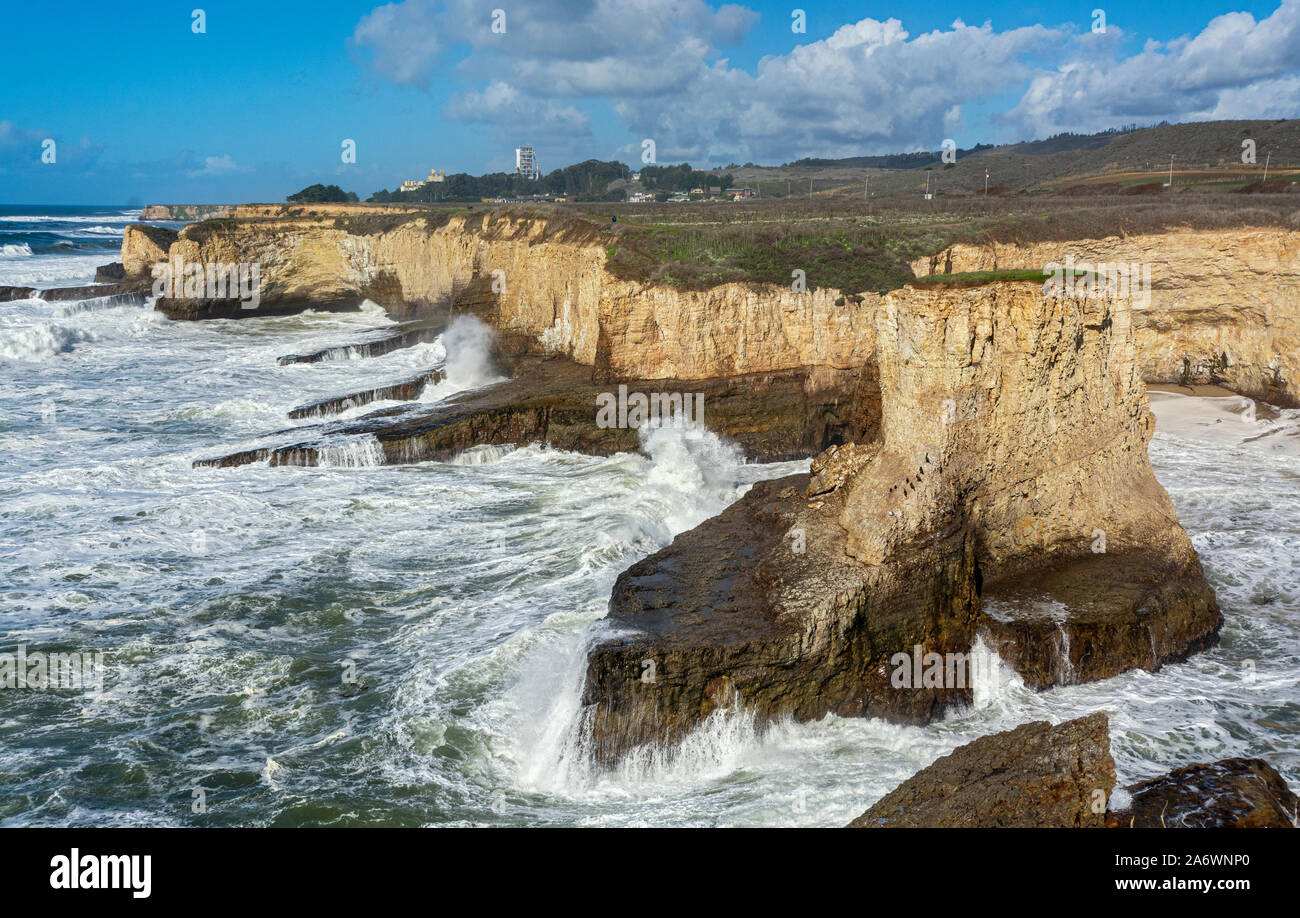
[121,225,177,278]
[149,213,876,380]
[134,215,1294,409]
[581,280,1220,763]
[834,282,1191,581]
[912,230,1300,405]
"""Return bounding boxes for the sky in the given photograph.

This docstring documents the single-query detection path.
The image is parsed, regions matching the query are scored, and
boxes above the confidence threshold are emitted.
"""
[2,0,1297,204]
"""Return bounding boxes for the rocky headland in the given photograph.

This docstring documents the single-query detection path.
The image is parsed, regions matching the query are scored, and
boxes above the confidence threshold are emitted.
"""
[104,203,1300,823]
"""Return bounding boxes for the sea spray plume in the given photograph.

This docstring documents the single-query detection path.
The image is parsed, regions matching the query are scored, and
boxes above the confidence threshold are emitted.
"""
[419,315,505,401]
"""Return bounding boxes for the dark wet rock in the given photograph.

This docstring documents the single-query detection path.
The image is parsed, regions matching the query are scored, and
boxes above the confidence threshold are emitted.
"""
[94,262,126,282]
[582,475,978,766]
[0,286,36,302]
[847,714,1115,828]
[38,280,152,302]
[195,358,878,469]
[154,295,364,321]
[979,554,1221,689]
[579,286,1218,766]
[277,319,446,365]
[287,369,447,419]
[1107,758,1300,828]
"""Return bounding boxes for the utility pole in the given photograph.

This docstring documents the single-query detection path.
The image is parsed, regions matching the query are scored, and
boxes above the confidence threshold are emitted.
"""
[1166,154,1175,188]
[809,177,813,199]
[984,169,989,197]
[1263,152,1271,183]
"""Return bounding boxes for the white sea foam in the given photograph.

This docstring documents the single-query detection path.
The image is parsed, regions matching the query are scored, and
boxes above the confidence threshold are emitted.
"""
[418,316,505,403]
[314,435,386,467]
[0,270,1295,825]
[0,322,98,360]
[0,243,34,257]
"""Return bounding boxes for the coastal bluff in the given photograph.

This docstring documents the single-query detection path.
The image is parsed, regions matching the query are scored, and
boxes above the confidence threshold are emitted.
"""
[579,282,1219,764]
[124,205,1239,772]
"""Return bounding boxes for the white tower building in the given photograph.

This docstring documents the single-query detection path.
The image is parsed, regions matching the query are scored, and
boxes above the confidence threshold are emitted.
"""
[515,146,540,181]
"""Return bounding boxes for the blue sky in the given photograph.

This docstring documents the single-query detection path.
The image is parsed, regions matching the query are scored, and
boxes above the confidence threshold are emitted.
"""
[3,0,1296,203]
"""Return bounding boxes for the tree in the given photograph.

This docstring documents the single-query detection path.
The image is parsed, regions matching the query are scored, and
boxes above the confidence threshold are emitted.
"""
[287,184,359,203]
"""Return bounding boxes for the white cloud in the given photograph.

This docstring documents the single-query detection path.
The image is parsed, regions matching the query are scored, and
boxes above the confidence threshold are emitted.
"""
[187,154,242,178]
[1005,0,1300,135]
[351,0,1300,163]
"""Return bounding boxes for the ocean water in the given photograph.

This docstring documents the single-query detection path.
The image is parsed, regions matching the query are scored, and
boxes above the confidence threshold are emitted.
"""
[0,208,1296,826]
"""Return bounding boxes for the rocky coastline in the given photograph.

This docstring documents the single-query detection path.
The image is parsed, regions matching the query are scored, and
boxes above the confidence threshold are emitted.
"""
[80,204,1297,825]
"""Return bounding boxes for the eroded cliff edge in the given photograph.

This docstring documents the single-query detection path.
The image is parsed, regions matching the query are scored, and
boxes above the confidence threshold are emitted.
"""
[127,210,1297,409]
[913,230,1300,405]
[133,209,1226,770]
[579,282,1220,765]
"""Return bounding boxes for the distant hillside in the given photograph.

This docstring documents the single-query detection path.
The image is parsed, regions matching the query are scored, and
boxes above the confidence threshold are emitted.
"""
[724,120,1300,196]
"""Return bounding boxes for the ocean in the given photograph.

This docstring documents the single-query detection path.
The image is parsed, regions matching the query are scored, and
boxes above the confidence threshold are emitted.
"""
[0,206,1296,826]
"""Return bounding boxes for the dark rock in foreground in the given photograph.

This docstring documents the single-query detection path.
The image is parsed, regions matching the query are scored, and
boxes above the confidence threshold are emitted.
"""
[0,286,36,302]
[848,714,1115,828]
[582,475,977,766]
[288,369,447,419]
[155,295,364,321]
[1107,758,1300,828]
[197,357,879,468]
[979,554,1221,689]
[94,262,126,282]
[277,319,446,365]
[35,280,153,302]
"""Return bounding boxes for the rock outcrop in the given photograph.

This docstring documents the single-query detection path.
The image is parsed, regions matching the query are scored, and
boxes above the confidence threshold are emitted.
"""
[913,230,1300,405]
[1107,758,1300,828]
[848,714,1115,828]
[847,715,1299,828]
[120,225,179,279]
[579,281,1220,764]
[197,357,880,468]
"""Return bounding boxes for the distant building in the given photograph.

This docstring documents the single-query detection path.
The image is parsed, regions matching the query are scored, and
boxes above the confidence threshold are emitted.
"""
[515,146,540,180]
[400,168,446,194]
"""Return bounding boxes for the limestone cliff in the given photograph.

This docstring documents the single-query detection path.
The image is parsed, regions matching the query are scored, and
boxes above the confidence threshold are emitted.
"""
[133,212,1293,407]
[580,280,1219,764]
[121,225,178,279]
[912,230,1300,405]
[136,211,875,381]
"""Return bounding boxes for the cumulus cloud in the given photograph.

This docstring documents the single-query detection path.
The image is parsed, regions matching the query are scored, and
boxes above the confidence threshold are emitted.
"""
[351,0,1300,163]
[1005,0,1300,136]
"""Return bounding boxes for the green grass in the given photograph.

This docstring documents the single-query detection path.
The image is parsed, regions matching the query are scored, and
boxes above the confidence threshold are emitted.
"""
[912,268,1096,288]
[601,220,950,294]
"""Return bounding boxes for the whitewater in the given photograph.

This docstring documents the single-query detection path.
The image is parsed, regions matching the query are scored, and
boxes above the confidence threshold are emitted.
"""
[0,208,1295,826]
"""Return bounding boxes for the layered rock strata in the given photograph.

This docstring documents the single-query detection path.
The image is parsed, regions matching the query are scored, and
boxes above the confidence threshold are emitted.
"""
[580,282,1220,764]
[913,230,1300,405]
[197,357,879,468]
